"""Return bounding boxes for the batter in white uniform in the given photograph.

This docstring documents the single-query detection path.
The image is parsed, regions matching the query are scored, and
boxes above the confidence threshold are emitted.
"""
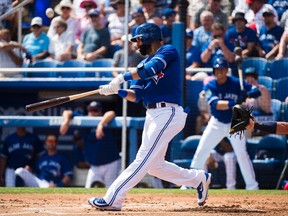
[87,23,211,211]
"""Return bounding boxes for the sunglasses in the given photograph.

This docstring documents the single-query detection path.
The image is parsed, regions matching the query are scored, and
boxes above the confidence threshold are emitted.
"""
[54,25,62,28]
[61,6,71,10]
[31,25,41,29]
[84,4,93,8]
[263,13,273,17]
[213,34,222,39]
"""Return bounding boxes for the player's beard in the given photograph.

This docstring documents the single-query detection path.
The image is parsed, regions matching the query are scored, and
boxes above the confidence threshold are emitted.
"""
[138,44,151,56]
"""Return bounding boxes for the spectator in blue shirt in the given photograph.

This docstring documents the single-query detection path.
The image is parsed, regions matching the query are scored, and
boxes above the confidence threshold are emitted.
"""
[192,11,214,54]
[225,12,260,58]
[185,29,202,80]
[22,17,50,62]
[259,7,284,60]
[160,8,177,44]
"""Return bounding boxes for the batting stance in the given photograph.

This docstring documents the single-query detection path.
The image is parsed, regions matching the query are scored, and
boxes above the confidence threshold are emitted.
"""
[190,57,261,190]
[88,23,211,211]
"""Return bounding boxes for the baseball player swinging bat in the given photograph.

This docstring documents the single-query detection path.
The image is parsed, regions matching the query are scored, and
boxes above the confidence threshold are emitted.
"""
[26,89,100,112]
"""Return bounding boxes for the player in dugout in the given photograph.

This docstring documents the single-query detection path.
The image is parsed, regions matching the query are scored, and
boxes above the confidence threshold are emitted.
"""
[87,23,212,211]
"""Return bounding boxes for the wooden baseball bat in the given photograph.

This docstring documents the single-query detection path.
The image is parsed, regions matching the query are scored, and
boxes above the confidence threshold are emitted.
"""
[26,89,100,112]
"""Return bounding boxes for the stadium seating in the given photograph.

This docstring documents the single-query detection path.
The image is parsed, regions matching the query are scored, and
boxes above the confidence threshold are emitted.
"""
[274,77,288,102]
[271,99,283,121]
[172,135,201,169]
[242,57,269,76]
[269,58,288,80]
[252,134,287,188]
[28,59,59,77]
[90,58,115,78]
[59,60,89,78]
[258,76,274,96]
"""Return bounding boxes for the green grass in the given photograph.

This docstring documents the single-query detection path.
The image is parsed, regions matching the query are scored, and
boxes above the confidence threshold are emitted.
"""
[0,187,286,195]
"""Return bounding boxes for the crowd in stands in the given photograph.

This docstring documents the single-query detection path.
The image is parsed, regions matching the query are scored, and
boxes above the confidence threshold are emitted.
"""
[0,0,288,189]
[0,0,287,76]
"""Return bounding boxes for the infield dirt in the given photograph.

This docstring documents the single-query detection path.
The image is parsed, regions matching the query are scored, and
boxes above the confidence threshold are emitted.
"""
[0,193,287,216]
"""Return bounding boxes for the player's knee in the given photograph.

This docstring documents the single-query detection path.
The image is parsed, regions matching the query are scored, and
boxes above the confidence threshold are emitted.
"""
[15,167,25,175]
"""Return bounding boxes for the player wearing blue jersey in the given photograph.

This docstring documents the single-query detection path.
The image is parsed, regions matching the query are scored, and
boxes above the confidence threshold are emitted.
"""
[190,57,261,190]
[15,133,73,187]
[0,127,45,187]
[60,101,121,188]
[88,23,211,211]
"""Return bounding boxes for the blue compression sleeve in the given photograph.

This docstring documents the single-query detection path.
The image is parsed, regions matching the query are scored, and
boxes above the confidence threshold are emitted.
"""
[254,121,277,133]
[123,72,133,81]
[118,89,128,98]
[247,88,261,98]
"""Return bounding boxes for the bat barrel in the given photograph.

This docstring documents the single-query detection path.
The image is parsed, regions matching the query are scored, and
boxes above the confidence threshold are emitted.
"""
[25,96,70,112]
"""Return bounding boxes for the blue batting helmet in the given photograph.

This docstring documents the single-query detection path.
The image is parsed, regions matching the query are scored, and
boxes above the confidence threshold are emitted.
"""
[130,23,162,45]
[213,57,229,69]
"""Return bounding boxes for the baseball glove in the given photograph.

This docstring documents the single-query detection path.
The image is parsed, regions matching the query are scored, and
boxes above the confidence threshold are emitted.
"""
[229,104,254,137]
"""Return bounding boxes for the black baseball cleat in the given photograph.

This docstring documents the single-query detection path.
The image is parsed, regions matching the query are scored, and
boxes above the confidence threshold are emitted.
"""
[88,197,121,211]
[197,172,212,206]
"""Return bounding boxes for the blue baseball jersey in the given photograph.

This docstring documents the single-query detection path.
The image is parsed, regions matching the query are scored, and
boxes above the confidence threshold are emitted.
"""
[225,26,258,52]
[259,25,284,54]
[72,145,86,166]
[130,44,182,107]
[186,45,201,67]
[22,32,50,57]
[72,112,120,166]
[204,76,253,123]
[0,132,45,169]
[36,152,73,184]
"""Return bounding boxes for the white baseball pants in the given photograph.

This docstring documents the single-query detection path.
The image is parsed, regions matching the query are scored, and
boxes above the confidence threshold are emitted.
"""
[102,106,207,209]
[15,167,50,188]
[191,116,258,190]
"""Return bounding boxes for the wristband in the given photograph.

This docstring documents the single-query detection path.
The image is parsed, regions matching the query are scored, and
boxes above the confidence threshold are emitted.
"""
[254,121,277,134]
[118,89,128,98]
[123,72,133,81]
[228,100,235,108]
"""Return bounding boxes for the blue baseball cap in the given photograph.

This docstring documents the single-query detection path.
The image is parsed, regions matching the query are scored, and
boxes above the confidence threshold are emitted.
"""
[162,8,176,18]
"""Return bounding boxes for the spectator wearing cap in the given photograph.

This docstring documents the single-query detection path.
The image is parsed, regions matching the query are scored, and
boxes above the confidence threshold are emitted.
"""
[160,8,177,44]
[275,29,288,60]
[129,8,146,36]
[201,22,234,68]
[47,0,79,41]
[22,17,50,62]
[75,0,103,42]
[107,0,128,45]
[225,12,259,59]
[185,29,202,80]
[244,67,271,115]
[48,20,75,62]
[245,0,278,34]
[140,0,163,26]
[59,101,120,188]
[192,0,228,30]
[77,8,110,61]
[259,7,284,60]
[112,34,145,77]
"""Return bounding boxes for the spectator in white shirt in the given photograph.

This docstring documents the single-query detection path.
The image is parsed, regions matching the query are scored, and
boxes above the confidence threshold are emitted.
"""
[48,20,74,62]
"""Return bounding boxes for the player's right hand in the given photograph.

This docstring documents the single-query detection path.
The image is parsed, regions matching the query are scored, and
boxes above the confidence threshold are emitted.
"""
[99,85,119,95]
